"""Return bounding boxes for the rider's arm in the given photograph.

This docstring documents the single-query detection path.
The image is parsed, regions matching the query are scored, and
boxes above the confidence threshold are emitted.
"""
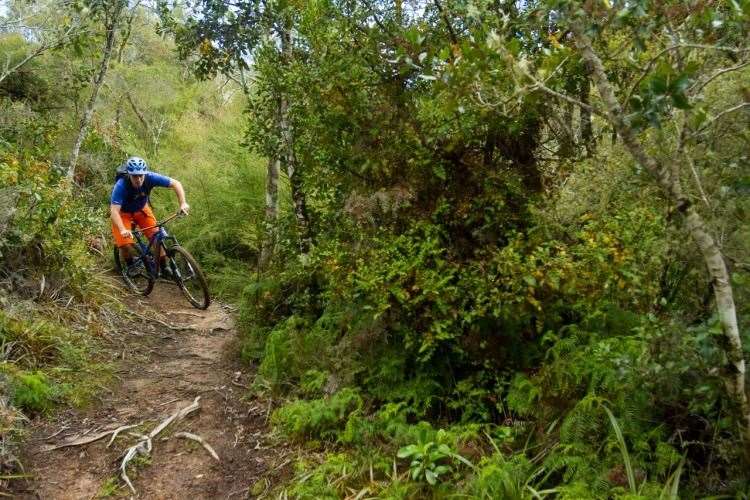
[169,179,190,214]
[110,204,131,237]
[110,180,131,238]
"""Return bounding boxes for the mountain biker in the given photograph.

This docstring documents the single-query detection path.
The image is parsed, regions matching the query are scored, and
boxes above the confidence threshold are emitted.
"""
[110,156,190,278]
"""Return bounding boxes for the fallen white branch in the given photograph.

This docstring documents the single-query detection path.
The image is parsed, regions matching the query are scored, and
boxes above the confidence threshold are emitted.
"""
[120,438,150,494]
[119,397,201,494]
[42,426,128,451]
[43,426,69,440]
[106,423,142,448]
[149,396,201,438]
[174,431,220,461]
[125,309,195,331]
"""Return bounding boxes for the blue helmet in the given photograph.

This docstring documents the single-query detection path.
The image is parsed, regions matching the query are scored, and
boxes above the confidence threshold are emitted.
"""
[125,156,148,175]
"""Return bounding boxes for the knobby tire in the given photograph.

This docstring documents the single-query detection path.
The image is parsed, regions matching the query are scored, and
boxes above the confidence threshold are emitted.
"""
[113,245,155,296]
[168,245,210,310]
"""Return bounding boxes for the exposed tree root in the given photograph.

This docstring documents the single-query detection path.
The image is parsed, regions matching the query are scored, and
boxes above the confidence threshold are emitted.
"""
[41,427,131,452]
[120,396,201,494]
[174,431,220,461]
[106,423,142,448]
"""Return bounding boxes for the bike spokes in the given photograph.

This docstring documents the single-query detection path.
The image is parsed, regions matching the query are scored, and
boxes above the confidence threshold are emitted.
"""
[168,245,210,309]
[113,246,154,295]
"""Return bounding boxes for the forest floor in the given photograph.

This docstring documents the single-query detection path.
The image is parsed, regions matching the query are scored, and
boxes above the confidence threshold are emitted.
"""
[13,283,289,499]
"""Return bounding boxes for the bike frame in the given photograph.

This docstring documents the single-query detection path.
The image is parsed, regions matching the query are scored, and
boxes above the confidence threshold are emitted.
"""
[130,213,181,277]
[117,211,208,308]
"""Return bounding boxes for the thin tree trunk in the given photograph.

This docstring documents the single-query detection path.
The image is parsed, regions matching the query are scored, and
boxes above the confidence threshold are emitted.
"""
[279,92,311,252]
[125,90,150,136]
[68,4,122,182]
[259,155,280,270]
[570,20,750,450]
[559,101,574,157]
[579,71,592,157]
[116,0,140,64]
[125,88,161,154]
[279,21,311,253]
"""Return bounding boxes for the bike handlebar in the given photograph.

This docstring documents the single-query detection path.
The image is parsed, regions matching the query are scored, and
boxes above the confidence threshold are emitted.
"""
[131,212,185,235]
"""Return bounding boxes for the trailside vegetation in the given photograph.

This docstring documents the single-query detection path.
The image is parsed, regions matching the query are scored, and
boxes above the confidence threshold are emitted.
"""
[167,0,750,497]
[0,2,260,488]
[1,0,748,497]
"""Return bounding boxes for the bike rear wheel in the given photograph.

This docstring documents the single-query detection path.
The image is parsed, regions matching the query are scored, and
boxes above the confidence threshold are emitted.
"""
[113,245,154,295]
[167,245,210,309]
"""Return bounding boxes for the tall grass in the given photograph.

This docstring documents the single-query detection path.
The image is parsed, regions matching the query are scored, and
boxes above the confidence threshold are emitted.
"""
[603,405,636,494]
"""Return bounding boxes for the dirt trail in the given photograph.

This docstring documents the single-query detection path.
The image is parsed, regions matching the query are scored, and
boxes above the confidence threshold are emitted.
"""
[15,284,284,499]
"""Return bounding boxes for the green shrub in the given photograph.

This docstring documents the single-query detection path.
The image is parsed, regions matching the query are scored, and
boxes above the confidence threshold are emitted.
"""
[272,388,363,442]
[0,307,108,411]
[299,369,328,398]
[258,313,343,391]
[10,370,54,413]
[0,150,104,300]
[284,453,356,499]
[465,453,537,500]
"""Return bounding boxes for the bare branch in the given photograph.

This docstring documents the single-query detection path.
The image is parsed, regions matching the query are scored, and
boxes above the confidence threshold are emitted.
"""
[106,423,142,448]
[41,421,141,451]
[41,429,119,451]
[0,21,84,84]
[531,80,601,116]
[0,44,46,84]
[120,397,201,494]
[518,62,606,118]
[691,60,750,94]
[694,102,750,135]
[625,44,750,110]
[433,0,458,45]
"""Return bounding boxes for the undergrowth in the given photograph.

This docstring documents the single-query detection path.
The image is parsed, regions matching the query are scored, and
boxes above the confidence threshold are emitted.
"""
[237,153,749,497]
[0,102,119,490]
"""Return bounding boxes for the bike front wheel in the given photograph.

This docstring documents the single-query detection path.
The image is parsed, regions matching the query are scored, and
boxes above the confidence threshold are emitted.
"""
[167,245,210,309]
[113,245,154,296]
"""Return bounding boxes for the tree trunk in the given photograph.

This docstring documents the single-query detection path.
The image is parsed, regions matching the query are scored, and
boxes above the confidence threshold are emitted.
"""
[125,90,150,137]
[559,101,574,158]
[259,155,280,270]
[570,20,750,451]
[579,71,593,157]
[67,4,122,182]
[116,2,138,64]
[279,93,311,252]
[279,21,311,253]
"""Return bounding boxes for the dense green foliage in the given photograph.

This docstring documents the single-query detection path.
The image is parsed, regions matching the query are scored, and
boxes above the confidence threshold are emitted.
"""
[1,0,749,497]
[170,0,750,497]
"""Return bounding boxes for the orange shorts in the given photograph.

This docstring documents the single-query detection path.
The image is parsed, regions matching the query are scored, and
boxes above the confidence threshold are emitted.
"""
[112,205,159,247]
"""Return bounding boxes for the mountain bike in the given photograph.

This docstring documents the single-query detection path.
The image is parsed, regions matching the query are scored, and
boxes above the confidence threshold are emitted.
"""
[113,213,211,309]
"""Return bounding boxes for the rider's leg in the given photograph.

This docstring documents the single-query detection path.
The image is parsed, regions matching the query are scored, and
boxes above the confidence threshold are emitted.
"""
[118,244,136,265]
[112,212,136,265]
[133,206,170,274]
